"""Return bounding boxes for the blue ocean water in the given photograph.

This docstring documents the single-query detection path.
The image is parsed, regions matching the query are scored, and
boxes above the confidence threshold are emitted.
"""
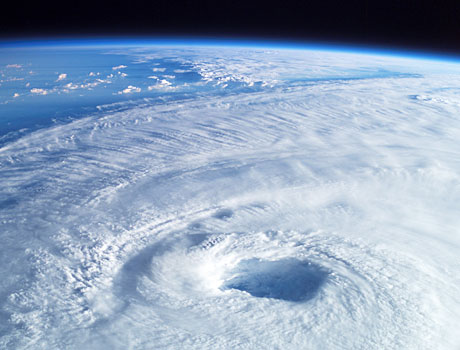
[0,46,204,144]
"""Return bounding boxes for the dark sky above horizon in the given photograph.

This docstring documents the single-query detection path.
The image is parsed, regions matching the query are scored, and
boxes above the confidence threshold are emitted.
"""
[2,0,460,54]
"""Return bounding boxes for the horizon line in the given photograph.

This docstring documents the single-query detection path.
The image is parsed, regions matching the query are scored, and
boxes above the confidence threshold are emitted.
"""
[1,35,459,63]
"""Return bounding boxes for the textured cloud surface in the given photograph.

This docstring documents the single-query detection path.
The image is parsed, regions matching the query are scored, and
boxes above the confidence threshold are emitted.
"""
[0,46,460,349]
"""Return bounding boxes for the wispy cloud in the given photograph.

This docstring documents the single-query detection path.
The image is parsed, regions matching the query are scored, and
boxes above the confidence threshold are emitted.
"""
[112,65,127,70]
[6,64,22,68]
[2,77,24,82]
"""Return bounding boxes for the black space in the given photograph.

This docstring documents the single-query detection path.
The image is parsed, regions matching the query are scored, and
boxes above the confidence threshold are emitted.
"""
[2,0,460,54]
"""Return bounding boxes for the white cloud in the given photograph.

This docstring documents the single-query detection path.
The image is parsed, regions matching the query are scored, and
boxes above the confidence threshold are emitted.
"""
[147,75,158,79]
[56,73,67,81]
[64,83,79,90]
[13,93,20,98]
[118,72,128,77]
[147,80,176,91]
[63,80,109,92]
[173,69,191,73]
[112,65,127,70]
[162,75,175,79]
[158,79,172,86]
[26,82,30,87]
[117,85,141,94]
[89,72,100,76]
[30,88,49,95]
[152,67,166,72]
[6,64,22,68]
[80,82,100,89]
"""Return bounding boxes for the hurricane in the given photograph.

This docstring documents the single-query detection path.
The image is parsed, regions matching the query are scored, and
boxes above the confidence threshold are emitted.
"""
[1,43,459,349]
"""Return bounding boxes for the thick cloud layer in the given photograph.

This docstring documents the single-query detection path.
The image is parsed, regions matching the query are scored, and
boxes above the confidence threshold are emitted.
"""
[1,47,459,349]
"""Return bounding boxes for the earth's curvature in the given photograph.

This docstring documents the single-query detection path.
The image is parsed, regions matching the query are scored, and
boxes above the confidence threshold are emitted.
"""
[0,41,459,349]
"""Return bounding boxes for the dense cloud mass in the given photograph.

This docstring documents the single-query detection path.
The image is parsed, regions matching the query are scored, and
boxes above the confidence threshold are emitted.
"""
[0,47,460,349]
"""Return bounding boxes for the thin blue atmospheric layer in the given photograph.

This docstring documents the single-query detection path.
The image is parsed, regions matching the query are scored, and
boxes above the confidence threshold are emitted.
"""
[2,37,460,62]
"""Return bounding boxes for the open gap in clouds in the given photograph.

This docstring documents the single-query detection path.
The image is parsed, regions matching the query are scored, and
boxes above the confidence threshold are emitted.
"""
[221,258,328,302]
